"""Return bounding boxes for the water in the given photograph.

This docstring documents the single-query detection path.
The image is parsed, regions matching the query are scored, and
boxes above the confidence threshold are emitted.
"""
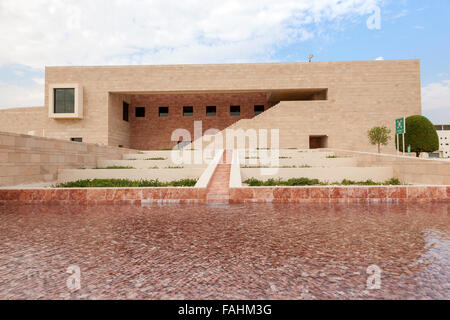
[0,203,448,299]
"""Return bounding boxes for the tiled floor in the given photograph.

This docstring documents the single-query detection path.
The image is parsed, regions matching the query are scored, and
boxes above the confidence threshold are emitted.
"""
[0,203,449,300]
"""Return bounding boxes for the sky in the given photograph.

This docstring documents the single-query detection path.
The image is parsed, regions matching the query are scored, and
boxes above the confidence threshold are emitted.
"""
[0,0,449,123]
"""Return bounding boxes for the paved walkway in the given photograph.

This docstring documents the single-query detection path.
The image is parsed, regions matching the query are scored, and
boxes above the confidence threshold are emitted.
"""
[206,150,232,204]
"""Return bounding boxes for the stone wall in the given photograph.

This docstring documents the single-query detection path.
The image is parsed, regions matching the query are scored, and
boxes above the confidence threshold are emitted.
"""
[0,131,135,187]
[328,149,450,185]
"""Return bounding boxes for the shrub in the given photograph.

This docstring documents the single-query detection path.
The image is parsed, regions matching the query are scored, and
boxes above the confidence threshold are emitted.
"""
[97,166,135,169]
[243,178,402,186]
[55,178,197,188]
[145,157,166,160]
[395,115,439,157]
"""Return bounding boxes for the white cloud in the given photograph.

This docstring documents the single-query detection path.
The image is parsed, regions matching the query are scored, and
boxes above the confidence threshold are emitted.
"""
[0,0,382,68]
[0,83,44,108]
[0,0,382,108]
[375,56,384,60]
[422,80,450,111]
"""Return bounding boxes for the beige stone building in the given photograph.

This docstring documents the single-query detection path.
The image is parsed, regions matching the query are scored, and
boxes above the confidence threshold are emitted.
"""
[0,60,421,152]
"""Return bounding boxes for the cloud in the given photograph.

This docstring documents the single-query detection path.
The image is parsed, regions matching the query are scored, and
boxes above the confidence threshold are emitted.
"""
[422,80,450,124]
[375,56,384,60]
[0,0,382,68]
[0,82,44,108]
[0,0,382,108]
[422,80,450,111]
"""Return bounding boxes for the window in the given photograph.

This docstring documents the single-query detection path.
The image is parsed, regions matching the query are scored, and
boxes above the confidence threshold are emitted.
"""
[435,125,443,131]
[49,84,83,119]
[54,88,75,113]
[71,137,82,143]
[123,102,129,122]
[183,106,193,117]
[444,125,450,130]
[254,105,265,116]
[230,105,240,116]
[159,107,169,117]
[135,107,145,118]
[206,106,216,116]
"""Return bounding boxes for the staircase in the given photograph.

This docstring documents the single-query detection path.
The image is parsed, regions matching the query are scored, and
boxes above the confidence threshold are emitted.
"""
[206,150,232,204]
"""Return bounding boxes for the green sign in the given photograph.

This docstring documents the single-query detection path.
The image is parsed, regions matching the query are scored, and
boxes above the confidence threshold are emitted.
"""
[396,118,405,134]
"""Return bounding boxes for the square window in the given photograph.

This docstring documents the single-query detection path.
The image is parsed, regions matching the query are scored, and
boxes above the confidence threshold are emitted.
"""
[71,137,82,143]
[206,106,216,116]
[135,107,145,118]
[159,106,169,117]
[123,102,129,122]
[54,88,75,113]
[183,106,193,117]
[230,105,240,116]
[254,105,265,116]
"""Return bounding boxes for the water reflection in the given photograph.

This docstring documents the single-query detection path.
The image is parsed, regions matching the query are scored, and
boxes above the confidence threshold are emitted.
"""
[0,203,448,299]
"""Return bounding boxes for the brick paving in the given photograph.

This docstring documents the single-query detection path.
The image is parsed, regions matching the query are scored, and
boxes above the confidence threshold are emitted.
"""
[0,203,449,300]
[206,151,232,204]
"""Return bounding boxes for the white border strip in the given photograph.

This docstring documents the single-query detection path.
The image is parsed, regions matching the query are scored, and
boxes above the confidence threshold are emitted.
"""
[194,149,224,188]
[229,149,242,188]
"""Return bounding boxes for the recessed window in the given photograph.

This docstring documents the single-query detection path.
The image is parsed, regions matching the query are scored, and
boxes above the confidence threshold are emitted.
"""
[123,102,129,122]
[54,88,75,113]
[71,137,82,143]
[183,106,193,117]
[206,106,216,116]
[230,105,240,116]
[159,107,169,117]
[254,105,265,116]
[135,107,145,118]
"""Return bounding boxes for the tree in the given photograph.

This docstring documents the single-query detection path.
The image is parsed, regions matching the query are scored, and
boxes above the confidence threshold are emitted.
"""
[368,126,391,153]
[395,115,439,157]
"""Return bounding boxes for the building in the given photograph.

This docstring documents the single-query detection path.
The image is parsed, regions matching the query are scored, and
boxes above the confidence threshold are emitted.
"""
[434,125,450,158]
[0,60,421,151]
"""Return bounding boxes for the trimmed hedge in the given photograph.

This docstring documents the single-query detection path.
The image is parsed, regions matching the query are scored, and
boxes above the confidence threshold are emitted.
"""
[396,115,439,156]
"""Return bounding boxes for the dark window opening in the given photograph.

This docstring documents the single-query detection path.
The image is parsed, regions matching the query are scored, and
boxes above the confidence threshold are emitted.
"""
[254,105,265,116]
[54,88,75,113]
[71,137,82,143]
[159,107,169,117]
[230,105,240,116]
[123,102,129,122]
[183,106,193,117]
[206,106,216,116]
[309,135,328,149]
[135,107,145,118]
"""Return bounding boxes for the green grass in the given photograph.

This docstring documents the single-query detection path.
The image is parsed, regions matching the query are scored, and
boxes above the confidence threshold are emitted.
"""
[54,178,198,188]
[241,165,311,168]
[165,166,184,169]
[145,157,166,160]
[96,166,135,169]
[326,155,338,159]
[244,177,402,186]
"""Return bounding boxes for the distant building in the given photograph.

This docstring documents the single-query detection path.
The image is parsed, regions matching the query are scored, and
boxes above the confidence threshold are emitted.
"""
[435,125,450,158]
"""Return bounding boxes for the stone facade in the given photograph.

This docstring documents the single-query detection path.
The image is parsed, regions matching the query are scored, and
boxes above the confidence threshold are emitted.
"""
[0,60,422,151]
